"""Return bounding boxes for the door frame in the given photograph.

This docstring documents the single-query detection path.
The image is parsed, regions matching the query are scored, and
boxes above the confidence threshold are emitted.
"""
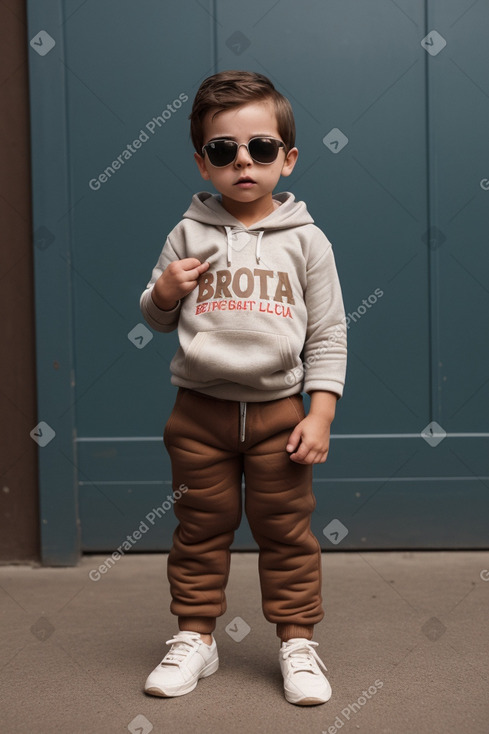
[28,1,80,565]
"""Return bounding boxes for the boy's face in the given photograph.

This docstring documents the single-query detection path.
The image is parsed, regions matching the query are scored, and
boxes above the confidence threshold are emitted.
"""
[194,101,298,208]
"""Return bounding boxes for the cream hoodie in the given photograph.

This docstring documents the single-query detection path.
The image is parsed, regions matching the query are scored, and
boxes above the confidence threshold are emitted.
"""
[140,191,347,402]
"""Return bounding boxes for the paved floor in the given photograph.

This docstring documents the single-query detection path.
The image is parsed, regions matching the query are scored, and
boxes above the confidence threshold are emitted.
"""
[1,551,488,734]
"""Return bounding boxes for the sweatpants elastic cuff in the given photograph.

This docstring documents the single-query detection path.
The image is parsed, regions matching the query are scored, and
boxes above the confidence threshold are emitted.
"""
[178,616,216,634]
[277,623,314,641]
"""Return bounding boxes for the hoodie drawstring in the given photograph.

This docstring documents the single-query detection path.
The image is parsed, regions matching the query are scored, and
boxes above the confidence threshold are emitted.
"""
[224,226,264,266]
[255,230,264,264]
[225,226,233,266]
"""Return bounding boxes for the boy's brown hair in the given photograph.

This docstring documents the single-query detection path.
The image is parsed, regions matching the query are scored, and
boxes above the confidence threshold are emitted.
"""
[190,70,296,154]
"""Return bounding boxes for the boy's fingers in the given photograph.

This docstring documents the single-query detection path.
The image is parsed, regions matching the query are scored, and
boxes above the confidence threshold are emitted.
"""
[291,445,329,464]
[186,265,209,288]
[291,446,318,464]
[290,443,309,462]
[180,257,209,271]
[286,425,302,453]
[178,259,209,286]
[179,257,201,269]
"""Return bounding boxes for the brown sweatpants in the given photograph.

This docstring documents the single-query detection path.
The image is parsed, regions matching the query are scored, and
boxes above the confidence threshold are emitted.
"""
[163,387,324,642]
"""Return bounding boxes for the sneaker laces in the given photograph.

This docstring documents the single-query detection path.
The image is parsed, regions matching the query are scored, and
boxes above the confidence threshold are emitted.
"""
[159,631,203,668]
[281,638,328,675]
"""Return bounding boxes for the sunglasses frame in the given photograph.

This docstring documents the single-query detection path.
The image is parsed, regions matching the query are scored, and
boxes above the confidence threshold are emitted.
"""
[201,136,287,167]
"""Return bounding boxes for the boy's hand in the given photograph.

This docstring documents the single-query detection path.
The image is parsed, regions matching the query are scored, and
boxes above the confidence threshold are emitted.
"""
[286,391,337,464]
[286,414,332,464]
[152,258,209,310]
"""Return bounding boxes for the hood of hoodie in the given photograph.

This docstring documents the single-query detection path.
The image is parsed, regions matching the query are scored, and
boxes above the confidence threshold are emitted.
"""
[182,191,314,266]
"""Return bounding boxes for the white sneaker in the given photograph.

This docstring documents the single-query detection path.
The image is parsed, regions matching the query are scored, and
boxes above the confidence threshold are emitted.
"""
[144,631,218,697]
[279,638,332,705]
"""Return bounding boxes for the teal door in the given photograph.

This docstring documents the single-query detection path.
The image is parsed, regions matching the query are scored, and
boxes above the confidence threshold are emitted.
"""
[28,0,489,564]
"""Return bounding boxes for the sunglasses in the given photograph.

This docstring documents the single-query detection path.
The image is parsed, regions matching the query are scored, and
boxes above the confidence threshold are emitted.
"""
[202,137,286,167]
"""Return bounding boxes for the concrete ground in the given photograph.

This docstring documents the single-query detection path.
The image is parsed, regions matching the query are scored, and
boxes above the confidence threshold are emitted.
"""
[1,551,488,734]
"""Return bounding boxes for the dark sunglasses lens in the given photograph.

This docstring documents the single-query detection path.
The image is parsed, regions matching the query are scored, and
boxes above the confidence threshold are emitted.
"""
[206,140,237,166]
[249,138,281,163]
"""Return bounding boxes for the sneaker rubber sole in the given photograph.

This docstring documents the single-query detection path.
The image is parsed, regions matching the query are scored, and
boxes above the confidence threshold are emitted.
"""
[285,693,331,706]
[144,657,219,697]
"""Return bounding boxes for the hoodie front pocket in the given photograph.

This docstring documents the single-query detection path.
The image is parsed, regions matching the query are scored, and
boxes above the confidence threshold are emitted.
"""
[184,330,297,389]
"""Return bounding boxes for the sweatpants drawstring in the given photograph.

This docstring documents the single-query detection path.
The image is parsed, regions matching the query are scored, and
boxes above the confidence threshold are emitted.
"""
[239,402,247,442]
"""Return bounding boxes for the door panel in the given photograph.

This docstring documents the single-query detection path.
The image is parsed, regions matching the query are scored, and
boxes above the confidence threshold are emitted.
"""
[27,0,489,562]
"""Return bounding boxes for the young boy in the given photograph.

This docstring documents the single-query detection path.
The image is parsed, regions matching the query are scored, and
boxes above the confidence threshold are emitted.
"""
[140,70,347,706]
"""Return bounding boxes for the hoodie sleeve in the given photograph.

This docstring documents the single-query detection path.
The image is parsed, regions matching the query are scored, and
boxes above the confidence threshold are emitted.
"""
[140,236,182,333]
[302,235,347,398]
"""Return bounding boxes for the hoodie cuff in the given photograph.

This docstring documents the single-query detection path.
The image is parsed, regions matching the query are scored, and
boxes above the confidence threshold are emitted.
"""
[140,287,181,332]
[304,378,344,399]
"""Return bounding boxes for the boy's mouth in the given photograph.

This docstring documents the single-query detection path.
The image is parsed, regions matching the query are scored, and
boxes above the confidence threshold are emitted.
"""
[234,177,256,188]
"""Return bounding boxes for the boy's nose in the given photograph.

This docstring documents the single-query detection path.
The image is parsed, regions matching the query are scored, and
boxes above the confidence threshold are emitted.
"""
[234,143,253,167]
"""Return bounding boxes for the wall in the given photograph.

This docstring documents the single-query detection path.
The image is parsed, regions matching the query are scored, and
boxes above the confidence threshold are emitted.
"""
[0,0,40,563]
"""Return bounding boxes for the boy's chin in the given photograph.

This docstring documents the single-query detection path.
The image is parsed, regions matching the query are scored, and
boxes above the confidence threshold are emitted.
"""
[220,189,271,203]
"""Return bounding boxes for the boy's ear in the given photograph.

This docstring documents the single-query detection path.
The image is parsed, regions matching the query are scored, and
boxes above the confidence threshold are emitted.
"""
[194,151,211,180]
[281,147,299,178]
